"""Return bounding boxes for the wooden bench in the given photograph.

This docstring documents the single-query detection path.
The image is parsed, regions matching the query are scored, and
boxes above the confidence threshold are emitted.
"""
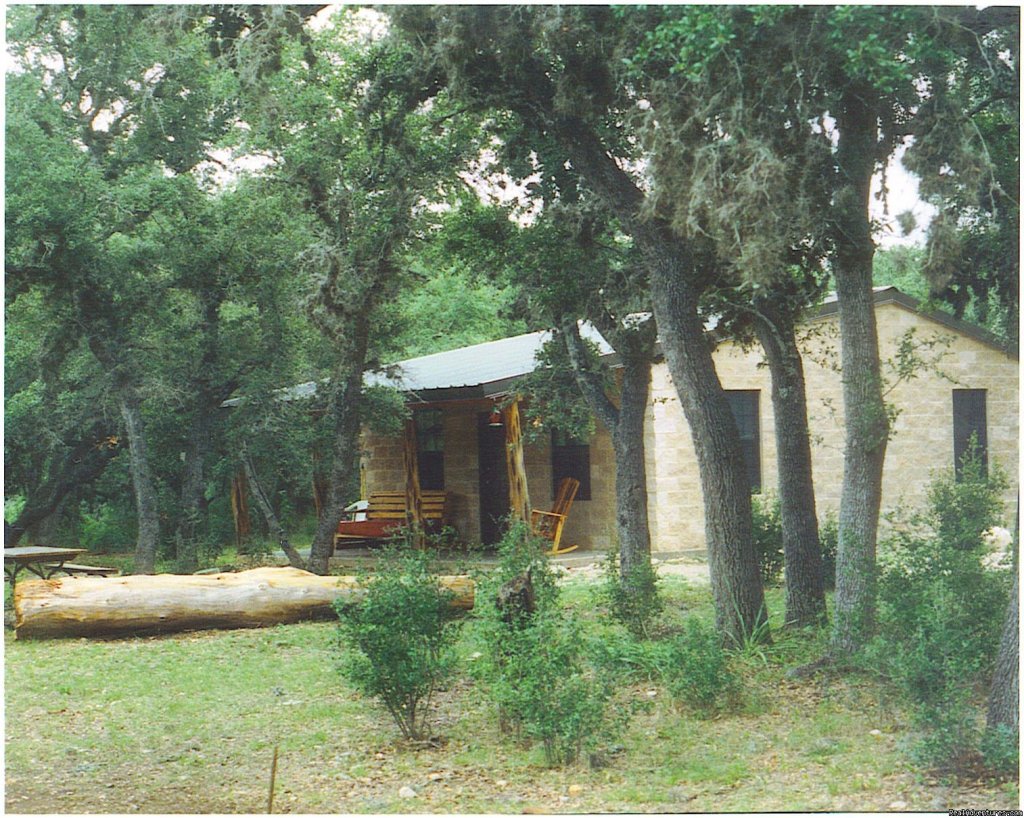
[43,562,119,577]
[335,491,448,550]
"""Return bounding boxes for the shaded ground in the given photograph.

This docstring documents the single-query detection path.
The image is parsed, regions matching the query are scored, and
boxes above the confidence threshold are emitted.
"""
[5,564,1018,814]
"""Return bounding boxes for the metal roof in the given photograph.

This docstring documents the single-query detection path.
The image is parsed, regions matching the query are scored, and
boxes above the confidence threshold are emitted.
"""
[221,322,615,407]
[366,322,615,396]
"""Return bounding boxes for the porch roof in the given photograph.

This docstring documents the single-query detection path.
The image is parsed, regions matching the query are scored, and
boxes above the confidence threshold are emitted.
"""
[366,322,615,401]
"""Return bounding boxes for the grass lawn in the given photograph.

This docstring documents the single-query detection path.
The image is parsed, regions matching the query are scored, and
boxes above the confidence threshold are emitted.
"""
[5,571,1019,813]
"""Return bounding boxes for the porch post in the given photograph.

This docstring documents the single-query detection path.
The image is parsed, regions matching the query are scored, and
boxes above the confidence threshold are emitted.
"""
[403,416,425,547]
[504,399,532,524]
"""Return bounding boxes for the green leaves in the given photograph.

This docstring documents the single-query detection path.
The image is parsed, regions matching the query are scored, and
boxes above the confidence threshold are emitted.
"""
[335,548,463,740]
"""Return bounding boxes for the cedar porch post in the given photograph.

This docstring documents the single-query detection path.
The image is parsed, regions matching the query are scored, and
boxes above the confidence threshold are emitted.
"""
[403,417,425,547]
[504,399,531,523]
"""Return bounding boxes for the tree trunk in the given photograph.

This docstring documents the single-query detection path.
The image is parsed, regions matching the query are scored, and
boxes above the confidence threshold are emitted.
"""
[543,120,768,645]
[307,327,370,575]
[175,409,211,573]
[753,305,827,627]
[176,291,226,573]
[560,320,655,583]
[613,353,654,581]
[830,85,889,656]
[987,568,1019,735]
[24,498,67,545]
[13,567,474,639]
[241,449,306,569]
[119,391,161,575]
[11,423,118,545]
[650,263,767,644]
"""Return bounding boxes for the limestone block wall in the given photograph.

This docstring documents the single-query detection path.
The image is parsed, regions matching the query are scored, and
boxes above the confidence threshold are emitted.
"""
[547,423,616,552]
[361,404,484,544]
[871,304,1018,518]
[645,301,1019,552]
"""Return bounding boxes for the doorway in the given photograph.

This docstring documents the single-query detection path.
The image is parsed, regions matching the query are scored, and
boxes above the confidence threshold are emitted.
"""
[477,412,509,545]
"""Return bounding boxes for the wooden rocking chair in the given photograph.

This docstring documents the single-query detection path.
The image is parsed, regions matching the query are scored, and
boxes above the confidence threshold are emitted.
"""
[532,477,580,556]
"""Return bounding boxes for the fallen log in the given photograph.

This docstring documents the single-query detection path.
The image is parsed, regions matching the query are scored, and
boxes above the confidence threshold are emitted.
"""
[13,566,474,640]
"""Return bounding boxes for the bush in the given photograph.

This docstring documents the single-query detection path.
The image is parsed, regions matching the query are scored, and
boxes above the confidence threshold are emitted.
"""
[601,551,663,638]
[78,500,137,552]
[588,619,741,718]
[662,618,742,716]
[473,521,609,766]
[752,494,784,584]
[334,547,462,741]
[929,441,1009,551]
[865,450,1011,772]
[981,724,1020,777]
[818,511,838,591]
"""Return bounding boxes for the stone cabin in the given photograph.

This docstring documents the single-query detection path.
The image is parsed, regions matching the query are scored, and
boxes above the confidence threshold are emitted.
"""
[359,287,1019,553]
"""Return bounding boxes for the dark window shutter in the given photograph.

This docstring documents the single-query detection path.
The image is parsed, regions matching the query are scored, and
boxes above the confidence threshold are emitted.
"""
[725,390,761,494]
[551,431,591,501]
[414,409,445,490]
[952,389,988,479]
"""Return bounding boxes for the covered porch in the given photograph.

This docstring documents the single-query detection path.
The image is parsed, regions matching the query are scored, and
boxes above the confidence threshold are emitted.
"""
[357,329,618,552]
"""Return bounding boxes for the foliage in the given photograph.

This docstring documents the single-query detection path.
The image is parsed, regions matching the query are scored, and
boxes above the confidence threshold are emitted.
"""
[600,551,663,639]
[334,547,462,741]
[751,494,785,585]
[520,338,600,444]
[588,618,741,718]
[76,500,138,554]
[665,618,743,716]
[472,521,610,766]
[864,449,1011,772]
[929,439,1009,551]
[980,724,1020,777]
[873,247,929,301]
[392,264,527,359]
[4,5,331,571]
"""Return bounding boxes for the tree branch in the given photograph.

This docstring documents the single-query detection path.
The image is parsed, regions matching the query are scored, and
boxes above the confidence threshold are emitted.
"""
[559,317,619,432]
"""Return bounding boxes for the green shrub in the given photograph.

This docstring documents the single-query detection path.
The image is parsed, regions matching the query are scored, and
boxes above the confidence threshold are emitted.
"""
[78,500,137,552]
[473,521,609,766]
[587,627,664,684]
[929,441,1009,551]
[866,450,1010,772]
[818,511,838,591]
[980,724,1020,777]
[664,618,743,716]
[910,699,980,772]
[334,547,462,741]
[588,619,741,718]
[601,551,664,638]
[4,495,26,524]
[752,494,784,584]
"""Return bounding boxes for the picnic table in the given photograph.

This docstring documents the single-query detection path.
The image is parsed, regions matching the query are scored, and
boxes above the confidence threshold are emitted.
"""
[4,546,92,584]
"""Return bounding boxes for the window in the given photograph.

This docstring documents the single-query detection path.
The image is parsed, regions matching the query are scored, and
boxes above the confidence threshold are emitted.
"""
[551,430,591,500]
[726,390,761,493]
[952,389,988,478]
[414,409,445,490]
